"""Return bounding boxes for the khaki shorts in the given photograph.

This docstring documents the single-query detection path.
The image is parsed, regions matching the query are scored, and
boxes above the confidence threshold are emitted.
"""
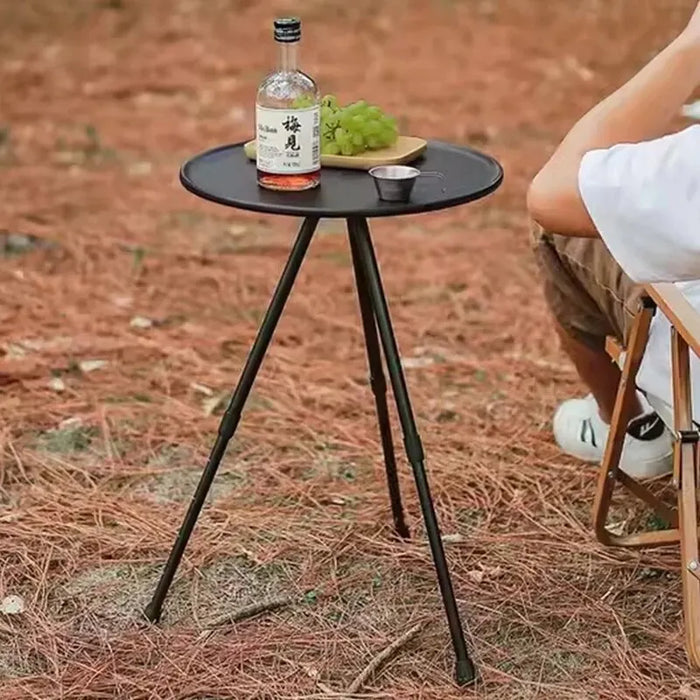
[531,224,644,350]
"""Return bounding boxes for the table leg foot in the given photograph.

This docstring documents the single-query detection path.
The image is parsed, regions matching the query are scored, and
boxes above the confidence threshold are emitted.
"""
[455,657,477,686]
[143,601,162,624]
[347,218,409,540]
[350,216,476,680]
[144,216,319,623]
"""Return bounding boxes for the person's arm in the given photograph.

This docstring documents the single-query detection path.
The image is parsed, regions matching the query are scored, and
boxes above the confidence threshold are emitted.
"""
[527,4,700,237]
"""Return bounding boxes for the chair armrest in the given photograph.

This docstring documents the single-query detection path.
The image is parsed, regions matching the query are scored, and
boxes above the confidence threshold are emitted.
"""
[646,283,700,359]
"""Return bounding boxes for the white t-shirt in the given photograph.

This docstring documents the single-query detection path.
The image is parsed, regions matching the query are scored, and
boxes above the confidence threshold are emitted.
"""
[578,125,700,420]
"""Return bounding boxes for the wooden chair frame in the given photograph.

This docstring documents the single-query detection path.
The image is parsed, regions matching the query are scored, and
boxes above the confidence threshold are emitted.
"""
[595,283,700,667]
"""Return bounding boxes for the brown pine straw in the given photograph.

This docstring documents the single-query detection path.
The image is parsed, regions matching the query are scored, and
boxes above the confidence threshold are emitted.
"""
[198,595,296,640]
[346,621,424,694]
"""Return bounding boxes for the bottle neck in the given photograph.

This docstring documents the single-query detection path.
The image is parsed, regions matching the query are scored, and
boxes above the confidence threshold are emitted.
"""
[278,41,299,72]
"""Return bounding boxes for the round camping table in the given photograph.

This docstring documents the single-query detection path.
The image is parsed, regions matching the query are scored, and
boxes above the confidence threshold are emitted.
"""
[145,141,503,686]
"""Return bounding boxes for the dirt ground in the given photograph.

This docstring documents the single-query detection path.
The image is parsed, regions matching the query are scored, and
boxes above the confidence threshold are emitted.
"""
[2,0,699,698]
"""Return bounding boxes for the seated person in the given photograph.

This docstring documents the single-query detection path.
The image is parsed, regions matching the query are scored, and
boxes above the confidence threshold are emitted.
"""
[527,3,700,479]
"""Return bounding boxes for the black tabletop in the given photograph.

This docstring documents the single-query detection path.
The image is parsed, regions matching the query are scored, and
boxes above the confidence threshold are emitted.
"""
[180,140,503,219]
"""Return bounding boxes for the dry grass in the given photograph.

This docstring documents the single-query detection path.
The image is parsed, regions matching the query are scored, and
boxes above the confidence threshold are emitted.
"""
[1,0,699,697]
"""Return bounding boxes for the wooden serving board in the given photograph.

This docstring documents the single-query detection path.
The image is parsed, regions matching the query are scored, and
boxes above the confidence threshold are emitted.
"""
[243,135,427,171]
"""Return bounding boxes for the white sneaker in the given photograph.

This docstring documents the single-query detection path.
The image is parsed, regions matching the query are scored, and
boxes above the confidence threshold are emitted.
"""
[553,394,673,479]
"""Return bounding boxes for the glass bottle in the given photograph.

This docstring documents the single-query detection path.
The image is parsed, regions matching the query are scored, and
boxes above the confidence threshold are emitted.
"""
[255,17,321,191]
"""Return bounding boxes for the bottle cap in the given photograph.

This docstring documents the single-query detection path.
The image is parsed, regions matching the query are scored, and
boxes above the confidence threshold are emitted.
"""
[274,17,301,43]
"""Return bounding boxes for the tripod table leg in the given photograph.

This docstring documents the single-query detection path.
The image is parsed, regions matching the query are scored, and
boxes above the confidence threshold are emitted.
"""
[350,217,476,685]
[347,218,410,538]
[144,216,319,623]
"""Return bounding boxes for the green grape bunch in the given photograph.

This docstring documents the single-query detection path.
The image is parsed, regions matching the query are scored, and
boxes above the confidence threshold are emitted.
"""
[292,94,399,156]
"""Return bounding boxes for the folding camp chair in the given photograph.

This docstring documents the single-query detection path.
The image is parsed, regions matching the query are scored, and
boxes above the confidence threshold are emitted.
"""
[596,283,700,667]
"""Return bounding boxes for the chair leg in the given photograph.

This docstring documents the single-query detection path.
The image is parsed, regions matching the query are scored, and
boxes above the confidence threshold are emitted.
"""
[144,216,319,623]
[347,218,409,539]
[350,216,476,686]
[671,329,700,669]
[593,298,655,546]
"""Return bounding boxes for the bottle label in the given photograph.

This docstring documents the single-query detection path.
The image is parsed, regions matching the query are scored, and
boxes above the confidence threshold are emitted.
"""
[256,105,320,175]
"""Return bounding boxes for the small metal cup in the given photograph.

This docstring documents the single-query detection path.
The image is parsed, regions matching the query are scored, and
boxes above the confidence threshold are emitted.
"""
[369,165,445,203]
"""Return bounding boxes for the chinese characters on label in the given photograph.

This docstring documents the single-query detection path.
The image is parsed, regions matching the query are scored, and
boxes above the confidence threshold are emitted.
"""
[283,116,301,152]
[283,115,301,132]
